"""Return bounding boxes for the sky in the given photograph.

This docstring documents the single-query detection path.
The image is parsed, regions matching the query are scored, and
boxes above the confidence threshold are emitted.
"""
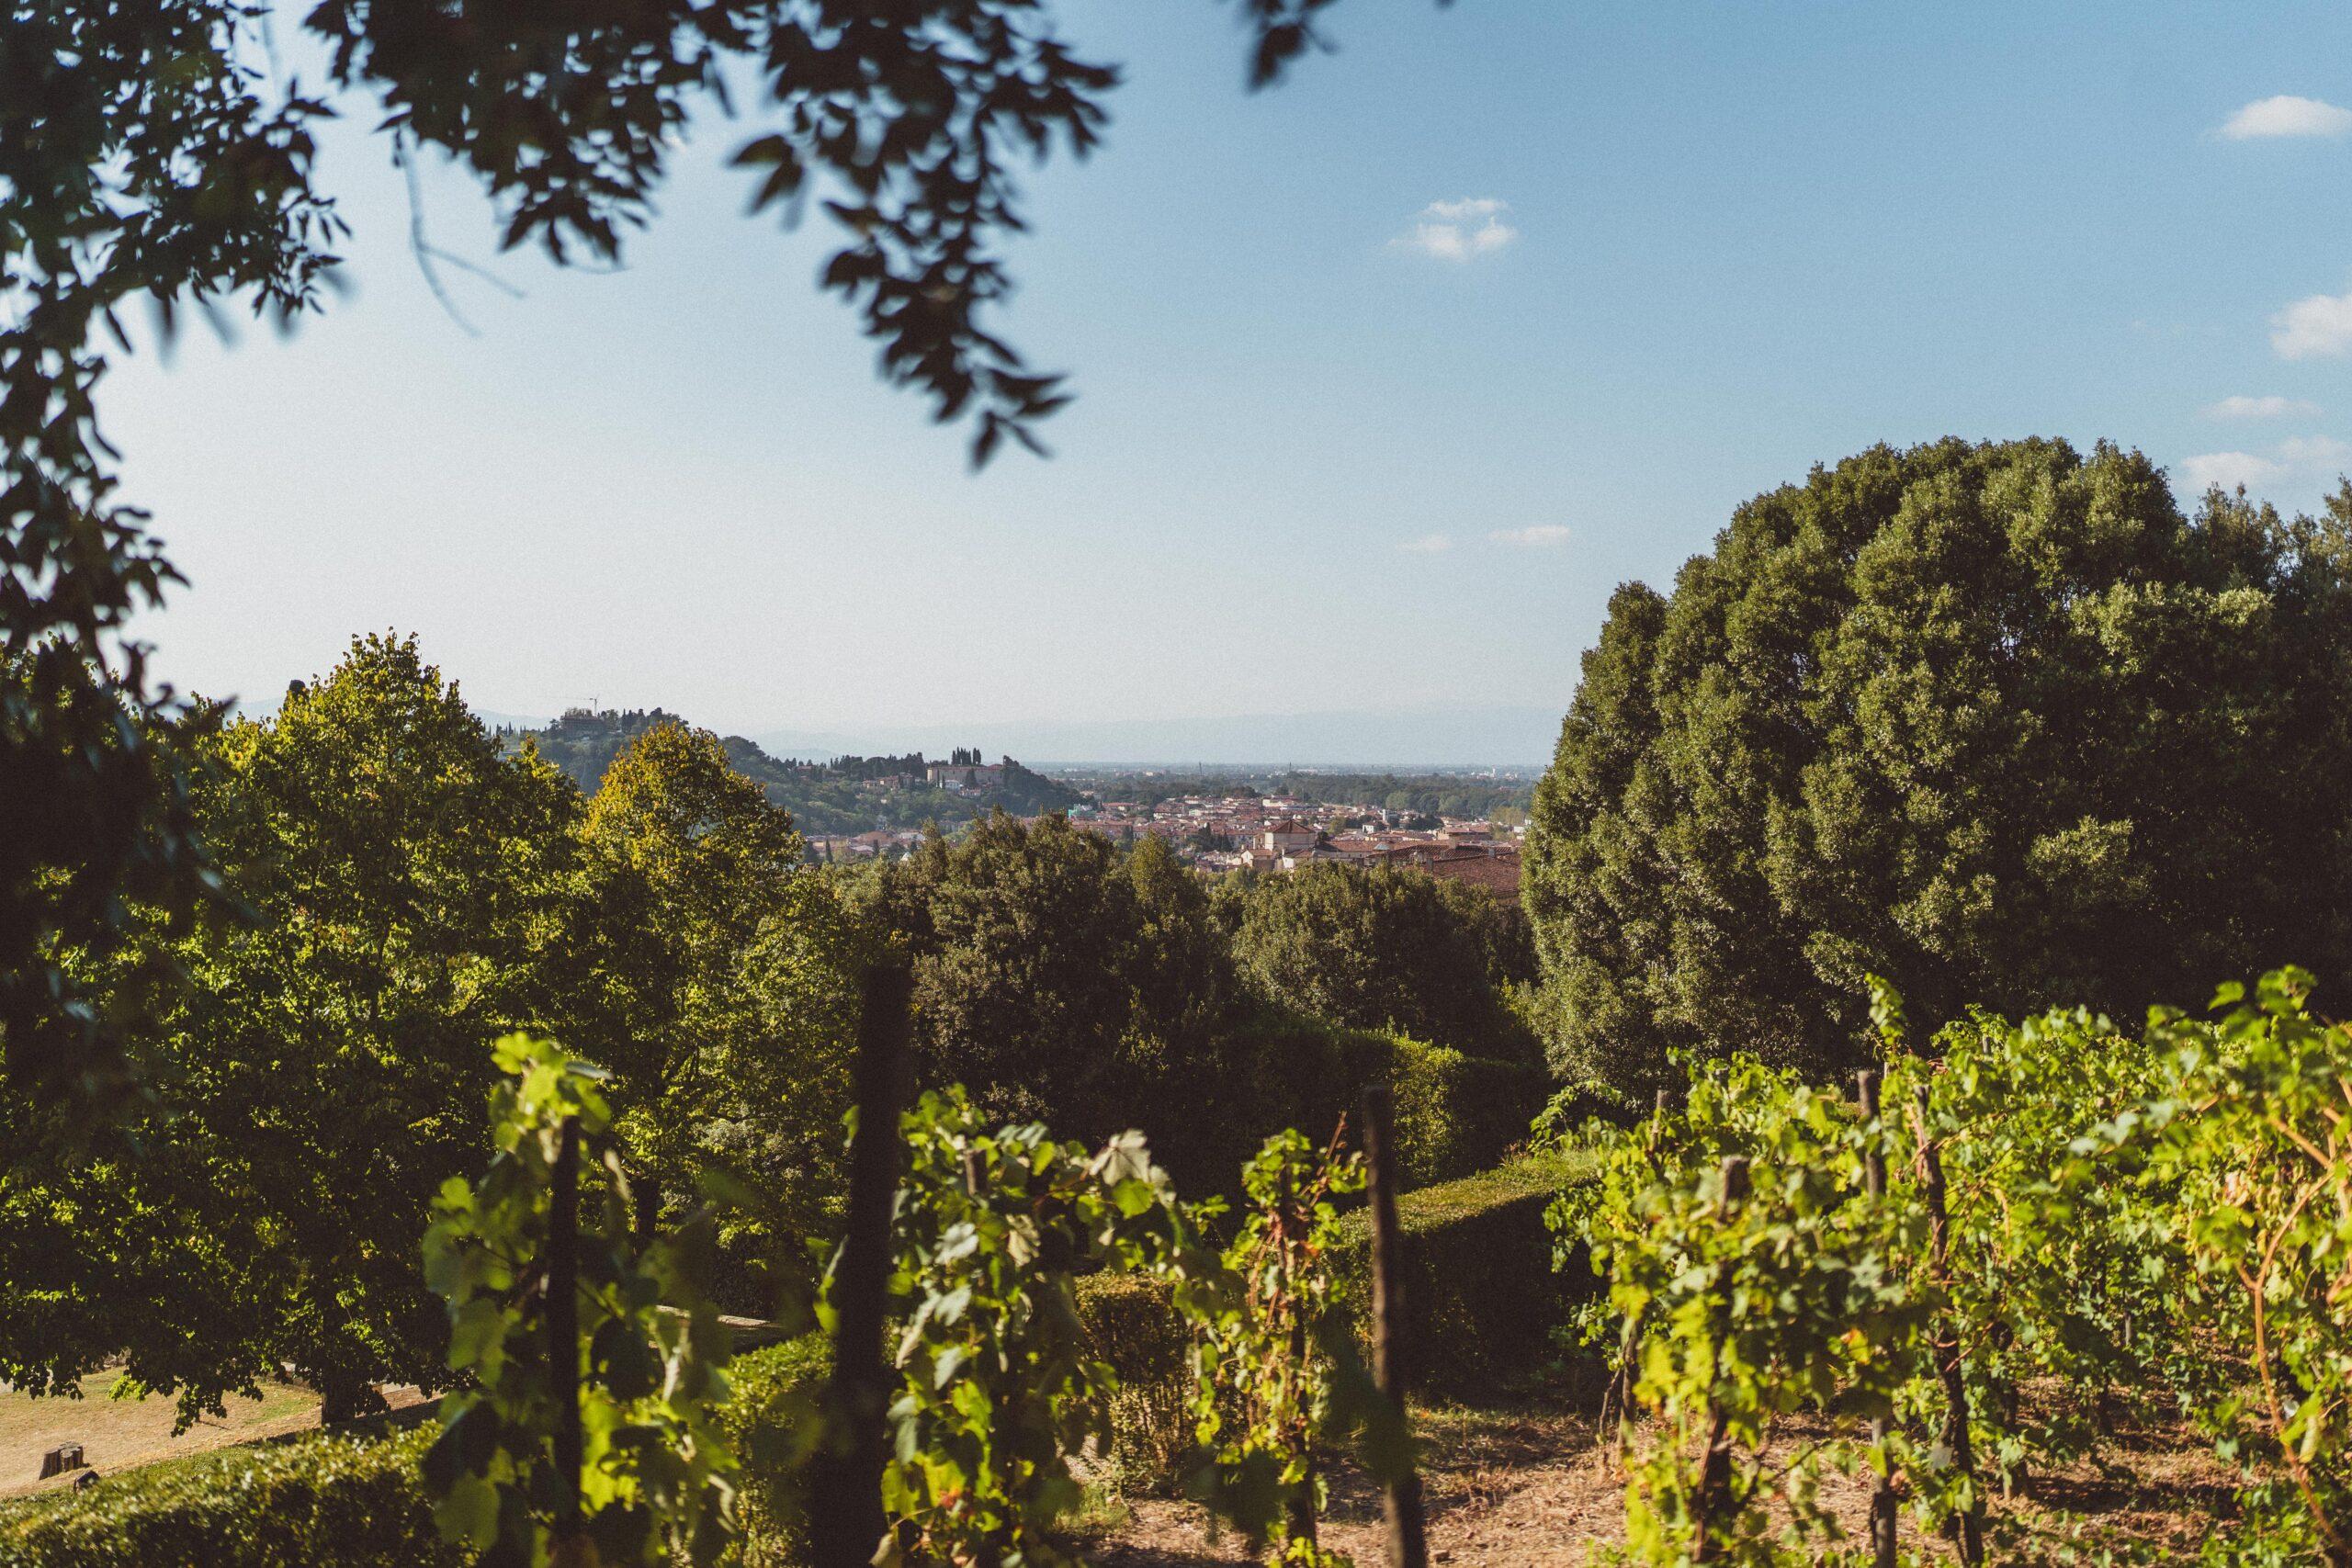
[104,0,2352,750]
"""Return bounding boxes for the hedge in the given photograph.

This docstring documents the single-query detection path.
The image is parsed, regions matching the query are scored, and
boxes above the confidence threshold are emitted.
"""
[1152,1015,1551,1200]
[0,1336,831,1568]
[1329,1146,1600,1394]
[715,1333,830,1566]
[0,1426,458,1568]
[1383,1036,1551,1189]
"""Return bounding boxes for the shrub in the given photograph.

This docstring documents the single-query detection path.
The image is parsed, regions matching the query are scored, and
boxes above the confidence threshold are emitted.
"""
[1329,1149,1597,1396]
[0,1334,831,1568]
[715,1335,830,1567]
[0,1427,457,1568]
[1077,1273,1195,1488]
[1150,1014,1546,1201]
[1385,1036,1548,1188]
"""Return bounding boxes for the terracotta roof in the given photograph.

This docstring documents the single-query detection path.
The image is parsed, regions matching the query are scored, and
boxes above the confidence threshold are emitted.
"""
[1419,849,1521,897]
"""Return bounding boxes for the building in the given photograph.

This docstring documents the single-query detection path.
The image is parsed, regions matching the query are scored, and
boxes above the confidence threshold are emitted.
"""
[1418,845,1521,897]
[1259,818,1319,855]
[926,760,1007,792]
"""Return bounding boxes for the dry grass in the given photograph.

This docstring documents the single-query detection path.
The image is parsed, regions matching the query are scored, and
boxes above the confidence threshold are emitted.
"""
[0,1371,428,1501]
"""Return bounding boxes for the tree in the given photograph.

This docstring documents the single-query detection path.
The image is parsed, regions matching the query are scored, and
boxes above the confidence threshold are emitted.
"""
[1,635,581,1420]
[563,719,862,1308]
[865,812,1230,1142]
[3,0,1384,1102]
[1218,862,1539,1063]
[1525,438,2352,1090]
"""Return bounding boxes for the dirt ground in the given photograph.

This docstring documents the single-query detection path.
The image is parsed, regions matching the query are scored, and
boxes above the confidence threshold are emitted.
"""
[0,1372,430,1501]
[1069,1401,2242,1565]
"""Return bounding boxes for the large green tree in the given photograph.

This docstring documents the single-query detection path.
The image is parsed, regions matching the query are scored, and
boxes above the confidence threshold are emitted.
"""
[3,635,581,1419]
[1216,862,1539,1064]
[865,813,1232,1141]
[1526,438,2352,1091]
[565,718,862,1307]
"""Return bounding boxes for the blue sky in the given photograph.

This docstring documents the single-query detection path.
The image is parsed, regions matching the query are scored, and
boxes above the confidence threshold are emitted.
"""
[108,0,2352,743]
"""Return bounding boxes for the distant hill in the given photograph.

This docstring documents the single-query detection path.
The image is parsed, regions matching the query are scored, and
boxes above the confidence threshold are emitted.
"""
[503,709,1083,834]
[749,705,1563,769]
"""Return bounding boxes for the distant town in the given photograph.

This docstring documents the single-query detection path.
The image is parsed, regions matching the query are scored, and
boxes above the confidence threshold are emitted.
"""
[804,759,1532,897]
[499,706,1534,894]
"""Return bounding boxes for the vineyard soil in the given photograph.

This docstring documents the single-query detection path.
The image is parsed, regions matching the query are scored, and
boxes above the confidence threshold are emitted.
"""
[1074,1401,2239,1564]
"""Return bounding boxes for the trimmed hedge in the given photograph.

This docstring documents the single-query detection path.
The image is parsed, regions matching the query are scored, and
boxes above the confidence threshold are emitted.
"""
[1075,1273,1196,1488]
[716,1333,829,1566]
[1385,1036,1549,1189]
[0,1336,831,1568]
[1330,1147,1599,1395]
[0,1427,457,1568]
[1152,1015,1550,1201]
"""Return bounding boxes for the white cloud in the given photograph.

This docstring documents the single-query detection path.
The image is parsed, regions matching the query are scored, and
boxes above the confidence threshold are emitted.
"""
[2273,289,2352,358]
[1395,198,1517,262]
[1489,525,1572,547]
[2278,434,2349,464]
[1424,197,1506,221]
[2203,394,2320,420]
[1397,533,1453,554]
[2218,95,2352,140]
[2179,425,2352,497]
[2180,451,2282,492]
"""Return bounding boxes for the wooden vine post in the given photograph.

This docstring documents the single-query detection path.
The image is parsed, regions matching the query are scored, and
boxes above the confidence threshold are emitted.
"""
[1911,1083,1985,1566]
[548,1114,586,1564]
[1855,1070,1897,1568]
[1690,1154,1749,1564]
[1361,1084,1430,1568]
[1282,1157,1320,1555]
[809,957,915,1568]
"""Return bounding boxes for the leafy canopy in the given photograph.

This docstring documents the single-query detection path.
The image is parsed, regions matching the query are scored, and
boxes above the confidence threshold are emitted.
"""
[1526,438,2352,1090]
[1,634,582,1423]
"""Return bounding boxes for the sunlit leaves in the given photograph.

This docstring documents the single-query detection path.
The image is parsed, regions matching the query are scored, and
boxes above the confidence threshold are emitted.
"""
[2149,970,2352,1560]
[423,1033,738,1567]
[1555,1060,1932,1565]
[858,1086,1206,1565]
[1185,1126,1386,1565]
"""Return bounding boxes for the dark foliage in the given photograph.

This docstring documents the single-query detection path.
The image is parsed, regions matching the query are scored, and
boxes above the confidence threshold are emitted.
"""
[1217,861,1542,1065]
[865,813,1233,1141]
[1526,438,2352,1091]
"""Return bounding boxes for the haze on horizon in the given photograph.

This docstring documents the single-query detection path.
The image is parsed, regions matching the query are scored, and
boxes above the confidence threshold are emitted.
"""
[109,0,2352,750]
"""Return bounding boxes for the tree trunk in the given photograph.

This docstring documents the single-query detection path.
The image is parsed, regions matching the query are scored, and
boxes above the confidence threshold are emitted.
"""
[1690,1407,1736,1564]
[808,959,914,1568]
[1362,1084,1429,1568]
[1913,1087,1984,1566]
[1857,1070,1897,1568]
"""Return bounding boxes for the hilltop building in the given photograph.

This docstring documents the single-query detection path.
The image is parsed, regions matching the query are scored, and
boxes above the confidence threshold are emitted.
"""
[926,759,1007,792]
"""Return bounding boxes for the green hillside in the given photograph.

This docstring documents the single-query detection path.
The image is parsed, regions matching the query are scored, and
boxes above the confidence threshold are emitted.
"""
[505,709,1084,834]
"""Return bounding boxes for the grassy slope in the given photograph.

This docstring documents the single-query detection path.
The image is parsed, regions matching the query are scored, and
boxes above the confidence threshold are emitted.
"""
[0,1373,328,1501]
